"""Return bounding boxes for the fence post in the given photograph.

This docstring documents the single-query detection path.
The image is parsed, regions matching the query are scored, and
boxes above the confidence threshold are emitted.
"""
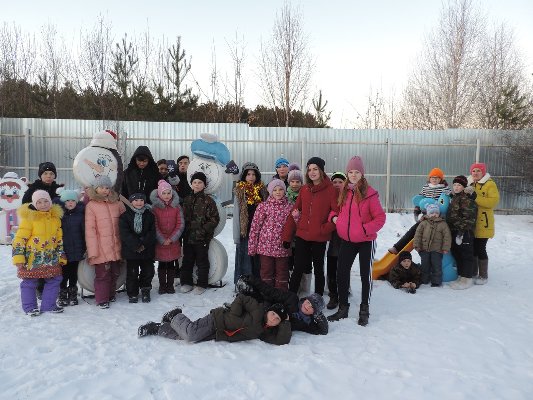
[475,138,480,162]
[24,128,30,178]
[386,138,391,212]
[301,135,306,169]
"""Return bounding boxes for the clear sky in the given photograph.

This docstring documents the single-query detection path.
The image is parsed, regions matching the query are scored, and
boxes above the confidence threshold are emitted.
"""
[2,0,532,127]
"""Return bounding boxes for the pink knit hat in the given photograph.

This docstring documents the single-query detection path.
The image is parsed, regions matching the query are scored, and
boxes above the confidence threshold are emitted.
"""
[470,162,487,176]
[32,190,51,208]
[267,179,286,195]
[346,156,365,176]
[157,179,172,199]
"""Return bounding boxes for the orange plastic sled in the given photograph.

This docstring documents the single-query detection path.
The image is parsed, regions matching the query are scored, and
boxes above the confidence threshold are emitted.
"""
[372,239,414,280]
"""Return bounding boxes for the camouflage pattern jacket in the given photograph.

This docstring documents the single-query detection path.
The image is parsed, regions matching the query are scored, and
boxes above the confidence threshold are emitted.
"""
[446,191,477,234]
[182,190,220,244]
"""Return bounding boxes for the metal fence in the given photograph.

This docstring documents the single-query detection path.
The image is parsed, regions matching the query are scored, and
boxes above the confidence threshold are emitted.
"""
[0,117,529,213]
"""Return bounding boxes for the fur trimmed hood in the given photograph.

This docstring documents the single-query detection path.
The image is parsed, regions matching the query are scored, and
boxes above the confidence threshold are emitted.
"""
[17,203,63,221]
[150,188,180,209]
[86,187,120,203]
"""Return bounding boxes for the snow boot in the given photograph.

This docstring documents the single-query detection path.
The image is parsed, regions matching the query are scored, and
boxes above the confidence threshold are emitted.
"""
[358,303,369,326]
[475,259,488,285]
[166,268,176,294]
[50,305,64,313]
[158,267,167,294]
[141,288,151,303]
[57,288,69,307]
[451,277,473,290]
[68,286,78,306]
[129,296,139,303]
[327,303,350,322]
[162,307,183,323]
[98,302,110,309]
[26,308,41,317]
[138,322,161,337]
[326,295,339,310]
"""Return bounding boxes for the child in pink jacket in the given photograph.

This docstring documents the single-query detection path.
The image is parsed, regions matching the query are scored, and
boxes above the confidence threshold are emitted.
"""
[248,179,292,290]
[85,176,126,309]
[150,180,184,294]
[327,156,386,327]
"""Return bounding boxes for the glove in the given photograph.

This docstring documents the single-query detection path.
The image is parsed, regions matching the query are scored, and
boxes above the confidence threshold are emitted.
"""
[455,233,463,245]
[464,186,474,195]
[235,276,254,295]
[282,241,291,249]
[168,174,180,186]
[225,160,239,175]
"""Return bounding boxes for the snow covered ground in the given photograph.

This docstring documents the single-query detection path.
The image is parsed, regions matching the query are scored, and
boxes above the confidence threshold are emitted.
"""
[1,213,532,400]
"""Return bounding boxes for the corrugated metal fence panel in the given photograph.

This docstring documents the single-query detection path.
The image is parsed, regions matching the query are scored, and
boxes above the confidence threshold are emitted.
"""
[0,118,529,212]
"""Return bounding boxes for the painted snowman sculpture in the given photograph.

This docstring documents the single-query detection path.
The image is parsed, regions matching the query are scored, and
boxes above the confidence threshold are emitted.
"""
[0,172,29,244]
[186,133,234,286]
[72,130,127,293]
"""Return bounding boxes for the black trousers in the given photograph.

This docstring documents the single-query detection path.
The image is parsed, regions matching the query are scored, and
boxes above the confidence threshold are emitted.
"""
[337,240,375,306]
[126,259,155,297]
[289,237,327,295]
[326,255,338,298]
[61,261,79,289]
[181,242,210,288]
[473,238,489,260]
[451,230,476,278]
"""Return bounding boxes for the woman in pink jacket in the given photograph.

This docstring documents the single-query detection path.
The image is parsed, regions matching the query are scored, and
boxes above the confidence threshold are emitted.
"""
[327,156,386,326]
[85,176,126,309]
[248,179,292,290]
[150,180,184,294]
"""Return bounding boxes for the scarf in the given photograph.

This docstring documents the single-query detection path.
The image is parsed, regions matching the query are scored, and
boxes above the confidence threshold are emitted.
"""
[286,187,299,204]
[236,181,265,205]
[132,206,148,234]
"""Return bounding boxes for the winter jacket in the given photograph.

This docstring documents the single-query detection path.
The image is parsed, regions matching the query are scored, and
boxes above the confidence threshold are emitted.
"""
[121,146,161,203]
[467,174,499,239]
[246,276,328,335]
[233,182,269,244]
[182,190,219,244]
[150,189,184,261]
[21,179,63,204]
[248,196,292,258]
[446,191,477,234]
[119,205,157,260]
[60,201,86,262]
[12,204,66,279]
[413,216,452,253]
[210,294,292,345]
[332,186,386,243]
[281,179,338,243]
[388,263,422,289]
[85,188,126,265]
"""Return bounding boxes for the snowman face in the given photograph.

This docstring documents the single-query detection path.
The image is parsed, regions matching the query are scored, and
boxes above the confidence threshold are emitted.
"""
[73,147,118,187]
[187,157,222,194]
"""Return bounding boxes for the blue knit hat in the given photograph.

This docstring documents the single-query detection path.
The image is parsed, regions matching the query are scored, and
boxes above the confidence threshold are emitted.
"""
[425,203,440,216]
[275,158,290,168]
[60,190,79,203]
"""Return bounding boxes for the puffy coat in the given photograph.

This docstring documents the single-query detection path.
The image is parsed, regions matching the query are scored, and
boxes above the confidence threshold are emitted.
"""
[413,216,452,252]
[21,179,63,204]
[182,190,219,244]
[210,294,292,345]
[119,206,157,260]
[467,174,499,239]
[388,263,422,289]
[150,189,184,261]
[12,204,66,279]
[233,182,269,244]
[248,196,292,258]
[446,191,477,234]
[85,188,126,265]
[121,146,161,203]
[60,201,86,262]
[332,185,386,243]
[281,179,338,243]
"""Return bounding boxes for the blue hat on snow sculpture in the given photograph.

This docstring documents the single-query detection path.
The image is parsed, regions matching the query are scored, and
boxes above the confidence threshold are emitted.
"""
[190,133,231,166]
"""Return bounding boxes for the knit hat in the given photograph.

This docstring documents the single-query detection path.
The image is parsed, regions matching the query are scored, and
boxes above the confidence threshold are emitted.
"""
[267,179,286,195]
[306,157,325,172]
[129,192,146,202]
[92,175,113,189]
[32,190,51,208]
[275,157,289,168]
[305,293,325,315]
[470,162,487,176]
[453,175,468,188]
[428,168,444,180]
[38,162,57,179]
[288,169,303,183]
[60,190,79,203]
[240,162,261,182]
[331,171,347,181]
[157,179,172,198]
[346,156,365,176]
[288,163,300,172]
[268,303,287,321]
[399,251,412,263]
[425,203,440,216]
[177,155,189,163]
[190,171,207,187]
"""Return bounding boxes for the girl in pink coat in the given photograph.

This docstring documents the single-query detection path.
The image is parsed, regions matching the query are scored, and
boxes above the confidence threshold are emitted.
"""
[248,179,292,290]
[85,176,126,309]
[327,156,386,326]
[150,180,184,294]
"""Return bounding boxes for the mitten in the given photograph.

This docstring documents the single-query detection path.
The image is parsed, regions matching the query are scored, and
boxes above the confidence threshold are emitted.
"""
[464,186,474,195]
[235,276,253,295]
[455,232,463,245]
[225,160,239,175]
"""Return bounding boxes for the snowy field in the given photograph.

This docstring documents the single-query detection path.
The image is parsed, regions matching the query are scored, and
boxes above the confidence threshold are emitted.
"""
[1,213,532,400]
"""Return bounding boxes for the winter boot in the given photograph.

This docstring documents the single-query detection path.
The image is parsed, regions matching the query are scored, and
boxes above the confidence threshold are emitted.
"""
[298,273,312,298]
[68,286,78,306]
[475,259,488,285]
[141,288,151,303]
[158,267,167,294]
[129,296,139,303]
[326,295,339,310]
[166,268,176,294]
[138,322,161,337]
[452,277,473,290]
[358,303,370,326]
[327,303,350,322]
[57,288,69,307]
[162,307,183,323]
